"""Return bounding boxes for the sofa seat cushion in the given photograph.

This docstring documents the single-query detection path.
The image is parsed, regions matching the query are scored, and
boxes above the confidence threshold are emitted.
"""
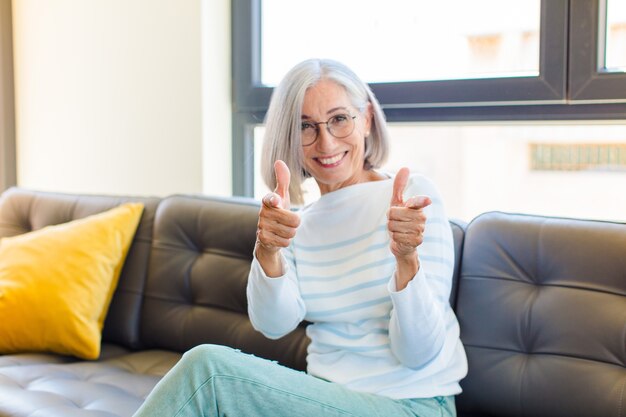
[0,349,181,417]
[0,344,134,369]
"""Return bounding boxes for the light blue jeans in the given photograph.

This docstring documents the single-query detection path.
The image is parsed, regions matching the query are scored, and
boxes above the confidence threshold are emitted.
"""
[133,344,456,417]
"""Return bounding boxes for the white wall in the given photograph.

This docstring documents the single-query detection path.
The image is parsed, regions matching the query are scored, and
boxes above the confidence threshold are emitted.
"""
[201,0,231,197]
[12,0,232,197]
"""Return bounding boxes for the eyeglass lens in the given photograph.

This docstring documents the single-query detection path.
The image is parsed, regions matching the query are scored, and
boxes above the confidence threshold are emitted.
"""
[301,114,355,146]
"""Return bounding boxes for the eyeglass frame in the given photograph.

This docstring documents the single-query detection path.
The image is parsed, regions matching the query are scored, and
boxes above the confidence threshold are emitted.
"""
[300,113,358,147]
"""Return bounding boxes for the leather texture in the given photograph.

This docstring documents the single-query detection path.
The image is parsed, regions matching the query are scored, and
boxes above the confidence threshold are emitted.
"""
[455,212,626,417]
[0,343,129,368]
[1,188,624,417]
[0,346,180,416]
[449,218,467,310]
[139,195,310,371]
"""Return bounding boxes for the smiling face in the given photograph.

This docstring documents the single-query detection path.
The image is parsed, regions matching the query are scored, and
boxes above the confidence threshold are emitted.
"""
[301,79,376,195]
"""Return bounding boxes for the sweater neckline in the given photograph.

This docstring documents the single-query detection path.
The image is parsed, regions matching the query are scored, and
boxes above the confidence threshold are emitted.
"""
[304,176,393,212]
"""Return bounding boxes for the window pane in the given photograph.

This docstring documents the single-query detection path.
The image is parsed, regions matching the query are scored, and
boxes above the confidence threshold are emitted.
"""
[261,0,540,86]
[605,0,626,71]
[254,123,626,222]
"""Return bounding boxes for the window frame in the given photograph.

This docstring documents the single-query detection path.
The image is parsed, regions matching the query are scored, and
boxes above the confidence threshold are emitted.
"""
[569,0,626,101]
[231,0,626,196]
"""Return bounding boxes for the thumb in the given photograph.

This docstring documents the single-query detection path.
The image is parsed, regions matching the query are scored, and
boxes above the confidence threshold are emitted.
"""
[274,160,291,209]
[391,167,410,207]
[405,195,432,210]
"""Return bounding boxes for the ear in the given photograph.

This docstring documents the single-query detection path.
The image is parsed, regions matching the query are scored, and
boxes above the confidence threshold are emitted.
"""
[364,102,373,135]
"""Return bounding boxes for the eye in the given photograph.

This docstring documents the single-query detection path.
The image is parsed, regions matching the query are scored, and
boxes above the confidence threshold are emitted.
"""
[301,121,316,131]
[330,114,349,125]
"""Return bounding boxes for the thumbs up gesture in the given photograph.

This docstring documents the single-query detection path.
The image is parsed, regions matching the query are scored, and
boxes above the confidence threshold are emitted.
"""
[255,160,301,276]
[388,168,432,261]
[263,160,292,211]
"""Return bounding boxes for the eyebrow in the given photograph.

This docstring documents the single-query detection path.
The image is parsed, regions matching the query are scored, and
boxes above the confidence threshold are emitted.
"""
[301,106,349,119]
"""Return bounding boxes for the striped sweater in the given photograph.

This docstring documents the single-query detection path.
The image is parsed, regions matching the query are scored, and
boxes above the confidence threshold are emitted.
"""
[247,174,467,399]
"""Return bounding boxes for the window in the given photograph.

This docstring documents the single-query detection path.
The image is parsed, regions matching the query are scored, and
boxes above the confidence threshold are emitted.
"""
[604,0,626,71]
[232,0,626,221]
[261,0,541,85]
[253,122,626,222]
[233,0,568,113]
[569,0,626,100]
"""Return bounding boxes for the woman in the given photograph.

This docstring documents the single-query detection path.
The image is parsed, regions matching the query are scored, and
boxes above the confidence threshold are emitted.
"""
[134,59,467,417]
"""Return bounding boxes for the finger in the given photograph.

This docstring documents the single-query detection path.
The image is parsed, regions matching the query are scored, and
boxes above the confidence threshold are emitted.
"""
[257,221,297,242]
[387,219,426,235]
[259,209,301,229]
[391,167,410,207]
[387,206,426,222]
[262,192,283,209]
[274,160,291,209]
[257,211,300,250]
[405,195,432,210]
[256,229,291,249]
[390,231,424,248]
[389,240,419,259]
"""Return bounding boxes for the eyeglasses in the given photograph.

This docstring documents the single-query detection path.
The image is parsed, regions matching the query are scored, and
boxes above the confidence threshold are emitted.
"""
[300,113,357,146]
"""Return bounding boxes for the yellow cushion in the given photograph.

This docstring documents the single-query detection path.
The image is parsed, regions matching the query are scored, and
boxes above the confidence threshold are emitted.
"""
[0,203,144,359]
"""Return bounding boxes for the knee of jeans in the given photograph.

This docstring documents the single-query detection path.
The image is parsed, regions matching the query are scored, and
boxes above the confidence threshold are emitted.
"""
[180,344,239,370]
[183,344,234,360]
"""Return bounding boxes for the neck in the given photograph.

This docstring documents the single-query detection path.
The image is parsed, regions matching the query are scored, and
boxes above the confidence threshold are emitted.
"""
[317,169,387,195]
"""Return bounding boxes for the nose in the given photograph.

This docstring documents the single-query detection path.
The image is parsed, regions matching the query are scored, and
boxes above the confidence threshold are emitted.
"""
[315,124,337,151]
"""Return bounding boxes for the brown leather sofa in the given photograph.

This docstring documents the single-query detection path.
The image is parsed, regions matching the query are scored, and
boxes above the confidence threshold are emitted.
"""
[0,187,624,417]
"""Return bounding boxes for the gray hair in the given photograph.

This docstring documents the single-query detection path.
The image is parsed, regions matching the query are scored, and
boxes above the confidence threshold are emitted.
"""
[261,58,390,205]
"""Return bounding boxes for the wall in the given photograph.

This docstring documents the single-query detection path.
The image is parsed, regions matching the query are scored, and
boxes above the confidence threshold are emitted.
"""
[201,0,231,197]
[12,0,231,197]
[0,0,16,191]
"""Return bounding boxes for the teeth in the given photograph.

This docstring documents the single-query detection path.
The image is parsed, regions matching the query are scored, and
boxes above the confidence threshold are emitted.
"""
[318,153,343,165]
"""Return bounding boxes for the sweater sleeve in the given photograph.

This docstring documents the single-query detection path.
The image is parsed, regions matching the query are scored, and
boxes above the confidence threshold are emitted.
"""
[387,175,455,369]
[246,244,306,339]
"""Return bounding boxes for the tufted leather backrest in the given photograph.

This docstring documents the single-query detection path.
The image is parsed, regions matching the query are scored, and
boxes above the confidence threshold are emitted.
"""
[139,195,467,371]
[455,212,626,417]
[139,195,310,371]
[449,219,467,309]
[0,187,160,349]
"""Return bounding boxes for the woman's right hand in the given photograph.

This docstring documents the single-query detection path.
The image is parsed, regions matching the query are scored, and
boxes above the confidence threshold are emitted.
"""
[255,160,300,277]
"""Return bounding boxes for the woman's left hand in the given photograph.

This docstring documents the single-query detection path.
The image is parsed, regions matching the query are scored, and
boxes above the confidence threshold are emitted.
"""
[387,168,432,288]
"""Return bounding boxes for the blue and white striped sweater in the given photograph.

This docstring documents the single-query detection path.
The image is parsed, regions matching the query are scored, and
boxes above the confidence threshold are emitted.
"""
[247,173,467,399]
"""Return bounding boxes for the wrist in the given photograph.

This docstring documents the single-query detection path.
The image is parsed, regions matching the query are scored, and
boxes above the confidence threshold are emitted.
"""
[254,243,283,278]
[395,251,418,265]
[395,252,419,291]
